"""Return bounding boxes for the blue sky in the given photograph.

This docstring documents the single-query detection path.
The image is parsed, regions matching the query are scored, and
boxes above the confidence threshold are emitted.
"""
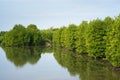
[0,0,120,31]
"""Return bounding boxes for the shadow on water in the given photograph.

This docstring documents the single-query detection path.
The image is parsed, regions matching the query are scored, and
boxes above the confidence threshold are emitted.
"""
[53,48,120,80]
[1,46,53,67]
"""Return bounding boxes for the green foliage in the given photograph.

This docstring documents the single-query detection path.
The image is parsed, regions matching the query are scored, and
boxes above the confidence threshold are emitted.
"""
[106,15,120,67]
[1,14,120,67]
[52,29,62,47]
[40,28,53,45]
[104,16,114,58]
[27,24,42,46]
[60,27,67,47]
[0,31,6,45]
[76,21,88,53]
[65,24,77,50]
[52,14,120,67]
[2,24,28,46]
[52,15,120,67]
[27,24,38,32]
[2,24,53,46]
[52,24,77,50]
[86,19,106,58]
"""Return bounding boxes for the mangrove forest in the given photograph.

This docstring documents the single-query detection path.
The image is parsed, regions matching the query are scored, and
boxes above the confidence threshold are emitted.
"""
[1,14,120,68]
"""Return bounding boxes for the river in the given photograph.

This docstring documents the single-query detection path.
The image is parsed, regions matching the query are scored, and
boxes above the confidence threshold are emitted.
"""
[0,47,120,80]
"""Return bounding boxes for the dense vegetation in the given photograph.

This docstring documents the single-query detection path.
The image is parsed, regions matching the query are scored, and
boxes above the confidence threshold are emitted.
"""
[0,31,6,44]
[52,15,120,67]
[0,14,120,67]
[0,24,54,47]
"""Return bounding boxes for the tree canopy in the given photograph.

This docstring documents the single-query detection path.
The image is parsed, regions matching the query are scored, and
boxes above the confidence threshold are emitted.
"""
[1,14,120,67]
[52,14,120,67]
[1,24,52,47]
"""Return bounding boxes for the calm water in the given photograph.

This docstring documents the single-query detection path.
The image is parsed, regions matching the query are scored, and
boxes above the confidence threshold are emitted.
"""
[0,47,120,80]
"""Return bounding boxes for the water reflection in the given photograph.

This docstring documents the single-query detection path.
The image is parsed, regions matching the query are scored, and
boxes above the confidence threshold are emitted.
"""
[53,48,120,80]
[1,47,120,80]
[2,47,53,67]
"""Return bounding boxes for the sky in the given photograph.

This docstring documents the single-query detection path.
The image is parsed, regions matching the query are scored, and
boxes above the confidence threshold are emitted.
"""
[0,0,120,31]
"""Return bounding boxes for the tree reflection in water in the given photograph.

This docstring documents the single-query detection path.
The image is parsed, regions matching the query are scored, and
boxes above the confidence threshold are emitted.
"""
[1,47,120,80]
[53,48,120,80]
[2,47,53,67]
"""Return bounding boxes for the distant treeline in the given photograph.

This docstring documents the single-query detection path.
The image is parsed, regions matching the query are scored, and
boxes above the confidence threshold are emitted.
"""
[52,15,120,67]
[0,14,120,67]
[0,24,55,46]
